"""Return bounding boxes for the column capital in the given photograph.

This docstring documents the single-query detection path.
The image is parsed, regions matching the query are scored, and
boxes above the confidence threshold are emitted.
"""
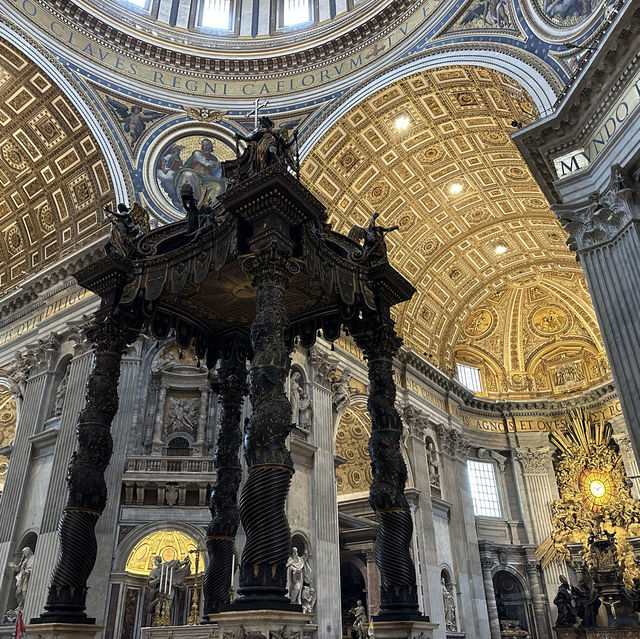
[515,447,552,474]
[307,346,335,387]
[554,164,635,253]
[480,556,495,571]
[524,560,540,574]
[435,423,469,458]
[402,405,427,441]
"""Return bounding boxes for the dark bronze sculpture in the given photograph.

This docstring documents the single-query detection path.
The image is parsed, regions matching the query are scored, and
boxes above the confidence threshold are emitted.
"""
[554,575,577,628]
[34,114,421,624]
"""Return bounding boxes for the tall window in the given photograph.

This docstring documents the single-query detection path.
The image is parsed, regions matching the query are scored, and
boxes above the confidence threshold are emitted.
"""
[126,0,148,7]
[282,0,311,26]
[200,0,232,29]
[456,363,482,393]
[467,460,502,517]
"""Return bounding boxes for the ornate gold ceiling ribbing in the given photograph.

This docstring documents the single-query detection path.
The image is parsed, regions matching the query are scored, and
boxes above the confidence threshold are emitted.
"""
[0,37,114,293]
[302,66,610,399]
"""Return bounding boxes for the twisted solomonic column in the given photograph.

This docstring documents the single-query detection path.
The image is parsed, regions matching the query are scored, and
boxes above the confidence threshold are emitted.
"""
[351,312,423,619]
[235,248,300,608]
[33,314,139,624]
[203,337,249,617]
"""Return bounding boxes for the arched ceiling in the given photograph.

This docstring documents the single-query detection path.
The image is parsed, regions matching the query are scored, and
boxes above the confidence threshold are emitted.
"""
[0,36,114,294]
[302,65,610,399]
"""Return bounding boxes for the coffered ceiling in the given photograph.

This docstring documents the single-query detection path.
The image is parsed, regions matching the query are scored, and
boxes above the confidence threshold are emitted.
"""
[302,66,610,399]
[0,37,114,293]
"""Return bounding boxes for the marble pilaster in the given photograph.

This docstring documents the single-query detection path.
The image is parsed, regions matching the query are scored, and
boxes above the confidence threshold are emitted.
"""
[479,558,501,639]
[25,340,94,622]
[436,424,489,639]
[402,408,440,628]
[514,447,563,610]
[524,556,551,639]
[307,346,341,639]
[554,166,640,462]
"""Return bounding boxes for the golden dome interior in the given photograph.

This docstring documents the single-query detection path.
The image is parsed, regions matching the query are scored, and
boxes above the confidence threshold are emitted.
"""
[302,66,609,399]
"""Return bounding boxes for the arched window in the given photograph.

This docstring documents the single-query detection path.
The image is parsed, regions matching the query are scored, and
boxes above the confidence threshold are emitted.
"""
[282,0,311,26]
[199,0,233,30]
[166,436,190,456]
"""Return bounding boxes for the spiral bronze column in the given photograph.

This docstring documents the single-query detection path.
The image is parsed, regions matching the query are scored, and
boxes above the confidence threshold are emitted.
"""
[202,335,248,617]
[351,310,422,619]
[33,314,138,624]
[234,248,299,609]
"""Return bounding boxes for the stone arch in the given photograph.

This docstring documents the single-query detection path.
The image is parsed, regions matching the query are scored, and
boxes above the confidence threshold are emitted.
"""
[492,567,532,632]
[301,48,558,159]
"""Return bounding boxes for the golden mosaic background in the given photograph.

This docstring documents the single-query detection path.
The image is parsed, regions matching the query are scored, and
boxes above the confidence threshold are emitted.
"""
[335,404,373,496]
[125,529,204,576]
[303,66,609,399]
[0,37,114,293]
[0,385,16,493]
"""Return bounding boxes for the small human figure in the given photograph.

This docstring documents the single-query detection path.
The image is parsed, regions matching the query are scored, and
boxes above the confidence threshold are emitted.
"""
[426,440,440,488]
[330,370,350,413]
[53,365,70,417]
[290,371,303,427]
[442,578,457,630]
[105,97,162,144]
[348,213,399,263]
[554,575,577,627]
[180,183,215,238]
[234,116,297,177]
[286,547,306,605]
[349,600,368,639]
[146,555,164,618]
[572,577,601,627]
[301,585,316,614]
[298,392,312,433]
[8,547,34,611]
[104,202,148,257]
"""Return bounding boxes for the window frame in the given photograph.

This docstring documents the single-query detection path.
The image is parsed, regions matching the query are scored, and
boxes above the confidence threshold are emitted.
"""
[467,459,503,518]
[272,0,317,32]
[456,362,483,393]
[194,0,236,32]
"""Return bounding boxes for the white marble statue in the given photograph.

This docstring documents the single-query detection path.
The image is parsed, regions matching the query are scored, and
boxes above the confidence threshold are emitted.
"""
[290,371,303,426]
[53,365,70,416]
[298,392,312,432]
[8,547,34,611]
[427,441,440,488]
[301,585,316,614]
[330,370,350,413]
[442,578,457,631]
[286,547,307,604]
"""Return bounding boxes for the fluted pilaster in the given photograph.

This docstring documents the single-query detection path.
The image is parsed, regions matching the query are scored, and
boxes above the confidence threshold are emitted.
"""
[308,346,341,635]
[480,558,501,639]
[554,165,640,461]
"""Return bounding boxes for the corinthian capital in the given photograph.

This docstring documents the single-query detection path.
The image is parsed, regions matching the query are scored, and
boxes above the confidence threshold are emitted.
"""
[554,165,634,253]
[436,423,469,458]
[515,447,550,474]
[307,347,335,386]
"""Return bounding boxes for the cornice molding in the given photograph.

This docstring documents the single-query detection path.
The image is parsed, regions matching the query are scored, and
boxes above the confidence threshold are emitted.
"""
[33,0,416,75]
